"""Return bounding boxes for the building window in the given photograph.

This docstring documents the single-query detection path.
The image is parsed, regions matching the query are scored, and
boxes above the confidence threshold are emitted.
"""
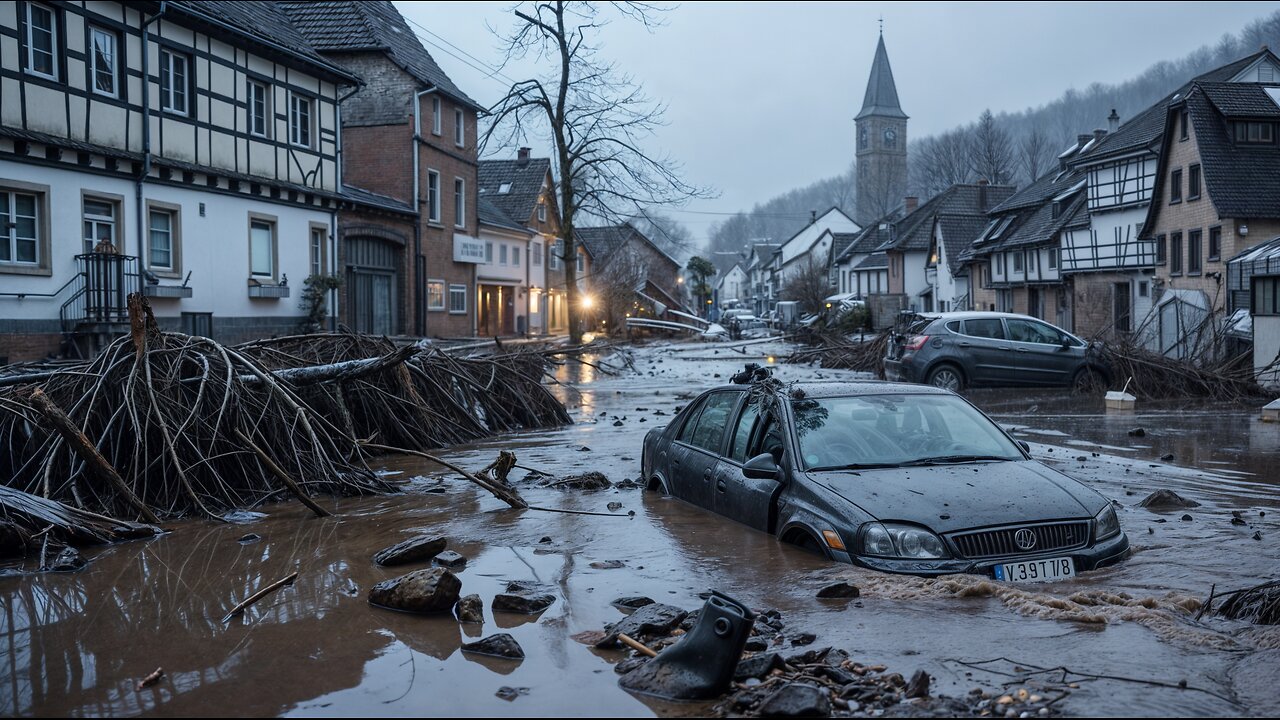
[432,96,441,135]
[1188,164,1201,200]
[159,49,189,115]
[549,239,562,270]
[449,284,467,314]
[532,242,542,266]
[1208,226,1221,261]
[248,81,270,137]
[1169,169,1182,203]
[250,218,275,278]
[1013,251,1024,273]
[1179,109,1189,141]
[454,178,465,229]
[0,190,39,265]
[289,94,313,148]
[89,26,117,96]
[499,244,508,265]
[513,247,520,267]
[148,209,174,270]
[1254,276,1280,316]
[1234,121,1276,144]
[181,312,213,338]
[24,3,58,80]
[576,252,584,273]
[1188,229,1202,275]
[538,202,547,223]
[1156,234,1167,265]
[1027,250,1037,273]
[484,241,493,264]
[83,197,117,254]
[1170,231,1183,276]
[1139,281,1149,298]
[427,170,441,223]
[426,280,445,310]
[309,226,326,277]
[454,108,465,147]
[1048,247,1058,269]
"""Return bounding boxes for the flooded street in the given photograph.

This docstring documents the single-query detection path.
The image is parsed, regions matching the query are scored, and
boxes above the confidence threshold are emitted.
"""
[3,340,1279,717]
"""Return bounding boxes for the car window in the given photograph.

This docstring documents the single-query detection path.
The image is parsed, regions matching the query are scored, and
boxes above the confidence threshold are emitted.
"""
[944,320,961,334]
[676,396,708,444]
[728,399,761,463]
[963,318,1006,339]
[687,392,739,453]
[1007,319,1060,344]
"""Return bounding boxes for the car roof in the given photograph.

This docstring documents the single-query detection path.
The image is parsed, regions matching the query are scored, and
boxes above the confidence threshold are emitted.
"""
[918,311,1052,322]
[709,380,954,398]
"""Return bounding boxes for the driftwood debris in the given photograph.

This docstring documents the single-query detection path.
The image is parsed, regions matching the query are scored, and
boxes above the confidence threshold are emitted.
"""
[136,667,165,691]
[360,443,529,509]
[786,330,891,376]
[0,484,158,556]
[1093,339,1268,400]
[222,571,300,623]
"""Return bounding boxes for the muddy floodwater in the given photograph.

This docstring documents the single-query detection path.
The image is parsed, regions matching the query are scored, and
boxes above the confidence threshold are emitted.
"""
[3,340,1279,717]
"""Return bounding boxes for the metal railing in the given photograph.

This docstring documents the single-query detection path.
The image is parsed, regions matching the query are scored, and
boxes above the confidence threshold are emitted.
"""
[58,253,141,331]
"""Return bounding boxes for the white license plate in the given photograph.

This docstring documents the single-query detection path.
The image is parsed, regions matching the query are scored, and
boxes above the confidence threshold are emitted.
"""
[993,556,1075,583]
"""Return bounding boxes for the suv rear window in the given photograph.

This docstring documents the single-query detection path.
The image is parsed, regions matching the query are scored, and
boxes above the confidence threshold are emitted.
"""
[964,318,1005,339]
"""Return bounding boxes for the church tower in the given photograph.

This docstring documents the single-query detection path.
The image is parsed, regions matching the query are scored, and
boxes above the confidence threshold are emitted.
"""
[855,31,908,226]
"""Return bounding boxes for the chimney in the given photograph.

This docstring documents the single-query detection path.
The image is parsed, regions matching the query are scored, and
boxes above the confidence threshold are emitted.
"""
[1077,133,1093,148]
[904,196,919,214]
[516,147,531,165]
[810,210,817,224]
[1108,109,1120,133]
[976,180,988,211]
[1093,128,1108,142]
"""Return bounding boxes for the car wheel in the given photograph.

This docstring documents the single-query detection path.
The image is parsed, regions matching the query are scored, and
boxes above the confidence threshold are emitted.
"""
[1072,367,1105,395]
[783,530,828,558]
[926,364,965,392]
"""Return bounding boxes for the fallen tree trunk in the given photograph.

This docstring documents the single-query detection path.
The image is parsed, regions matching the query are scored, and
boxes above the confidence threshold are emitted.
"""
[0,484,159,551]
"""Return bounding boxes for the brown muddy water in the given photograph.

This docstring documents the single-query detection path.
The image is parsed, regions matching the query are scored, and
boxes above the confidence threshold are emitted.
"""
[2,340,1279,717]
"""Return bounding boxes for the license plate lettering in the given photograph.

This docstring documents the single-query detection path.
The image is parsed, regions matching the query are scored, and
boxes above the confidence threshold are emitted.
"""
[994,556,1075,583]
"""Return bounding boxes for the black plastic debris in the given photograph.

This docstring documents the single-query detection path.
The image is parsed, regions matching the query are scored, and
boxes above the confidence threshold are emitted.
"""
[619,590,756,700]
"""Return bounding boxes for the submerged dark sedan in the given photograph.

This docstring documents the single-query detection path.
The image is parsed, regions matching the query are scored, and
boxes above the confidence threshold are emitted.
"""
[640,370,1128,580]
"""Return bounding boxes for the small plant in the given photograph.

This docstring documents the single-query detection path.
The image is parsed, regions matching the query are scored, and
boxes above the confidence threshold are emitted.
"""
[300,274,342,332]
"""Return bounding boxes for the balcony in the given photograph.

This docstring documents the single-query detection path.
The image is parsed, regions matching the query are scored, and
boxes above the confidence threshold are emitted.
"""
[248,281,290,299]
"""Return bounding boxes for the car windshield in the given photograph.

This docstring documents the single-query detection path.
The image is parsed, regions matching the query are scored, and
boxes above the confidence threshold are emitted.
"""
[791,394,1023,471]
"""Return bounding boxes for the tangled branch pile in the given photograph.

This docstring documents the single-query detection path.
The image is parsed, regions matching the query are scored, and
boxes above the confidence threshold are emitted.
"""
[1093,339,1267,400]
[785,330,891,377]
[0,295,571,533]
[1208,580,1280,625]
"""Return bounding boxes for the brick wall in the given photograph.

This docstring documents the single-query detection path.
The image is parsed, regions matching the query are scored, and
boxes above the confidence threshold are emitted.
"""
[0,332,62,363]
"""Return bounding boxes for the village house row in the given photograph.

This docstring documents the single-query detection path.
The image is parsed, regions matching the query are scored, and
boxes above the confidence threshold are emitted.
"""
[719,37,1280,378]
[0,0,684,362]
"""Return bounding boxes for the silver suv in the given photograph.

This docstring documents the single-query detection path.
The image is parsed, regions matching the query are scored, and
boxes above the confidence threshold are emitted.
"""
[883,312,1110,392]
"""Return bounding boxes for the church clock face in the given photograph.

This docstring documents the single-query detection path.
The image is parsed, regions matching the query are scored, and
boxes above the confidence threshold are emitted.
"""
[883,128,897,147]
[859,126,868,150]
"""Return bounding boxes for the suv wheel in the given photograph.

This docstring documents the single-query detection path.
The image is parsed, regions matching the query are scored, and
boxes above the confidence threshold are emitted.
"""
[926,364,965,391]
[1072,367,1106,395]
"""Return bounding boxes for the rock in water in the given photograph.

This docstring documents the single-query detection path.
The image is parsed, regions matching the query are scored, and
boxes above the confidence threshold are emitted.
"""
[372,535,447,567]
[612,596,655,610]
[735,652,785,681]
[46,546,86,572]
[455,594,484,623]
[368,567,461,613]
[434,550,466,568]
[461,633,525,659]
[493,582,556,614]
[905,669,931,698]
[758,683,832,717]
[816,582,859,599]
[597,603,689,647]
[1138,489,1200,511]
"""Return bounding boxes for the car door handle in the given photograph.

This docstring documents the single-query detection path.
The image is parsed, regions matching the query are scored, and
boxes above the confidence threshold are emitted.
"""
[1015,347,1028,353]
[703,469,712,481]
[997,346,1010,351]
[957,341,973,347]
[716,479,727,493]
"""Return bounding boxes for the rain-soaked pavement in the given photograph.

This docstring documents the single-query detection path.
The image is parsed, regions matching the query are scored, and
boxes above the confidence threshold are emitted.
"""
[2,339,1278,717]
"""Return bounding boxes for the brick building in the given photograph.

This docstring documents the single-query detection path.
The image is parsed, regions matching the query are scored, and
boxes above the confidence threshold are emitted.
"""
[281,1,484,338]
[1141,67,1280,356]
[577,224,680,328]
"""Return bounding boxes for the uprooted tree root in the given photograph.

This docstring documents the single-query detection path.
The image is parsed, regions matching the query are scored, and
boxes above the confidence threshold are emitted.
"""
[0,294,572,535]
[785,329,891,376]
[1092,339,1269,401]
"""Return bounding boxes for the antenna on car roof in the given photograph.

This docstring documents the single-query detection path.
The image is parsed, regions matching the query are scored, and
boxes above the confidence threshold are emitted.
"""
[731,363,773,385]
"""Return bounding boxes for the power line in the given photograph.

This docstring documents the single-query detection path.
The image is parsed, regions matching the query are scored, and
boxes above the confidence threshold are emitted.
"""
[400,13,517,88]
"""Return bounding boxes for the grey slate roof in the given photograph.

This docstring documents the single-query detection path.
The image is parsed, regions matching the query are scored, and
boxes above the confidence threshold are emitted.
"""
[1173,84,1280,219]
[829,232,860,264]
[478,196,533,233]
[576,224,679,267]
[278,1,481,110]
[477,158,553,226]
[856,34,907,120]
[935,214,990,273]
[1072,50,1277,166]
[168,1,359,83]
[853,253,889,270]
[341,184,415,215]
[835,214,898,263]
[1199,82,1280,118]
[880,183,1015,252]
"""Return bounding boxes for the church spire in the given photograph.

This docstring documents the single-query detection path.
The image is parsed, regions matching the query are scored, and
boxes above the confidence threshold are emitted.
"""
[856,33,907,120]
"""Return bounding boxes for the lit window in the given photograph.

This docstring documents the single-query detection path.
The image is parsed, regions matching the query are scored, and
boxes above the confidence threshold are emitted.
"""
[90,27,117,96]
[427,280,445,310]
[149,209,174,269]
[449,284,467,314]
[290,94,313,148]
[250,219,275,278]
[249,81,270,137]
[25,3,57,79]
[160,49,189,115]
[0,191,40,264]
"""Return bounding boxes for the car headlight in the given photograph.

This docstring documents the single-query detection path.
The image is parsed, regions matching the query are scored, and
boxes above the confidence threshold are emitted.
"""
[860,522,949,559]
[1094,504,1121,542]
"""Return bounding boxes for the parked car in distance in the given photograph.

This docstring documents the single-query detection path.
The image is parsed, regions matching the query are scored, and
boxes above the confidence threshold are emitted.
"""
[641,371,1129,579]
[883,311,1109,392]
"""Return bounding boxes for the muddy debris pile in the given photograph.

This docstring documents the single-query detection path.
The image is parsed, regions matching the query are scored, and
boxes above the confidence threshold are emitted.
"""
[0,294,574,560]
[1093,338,1268,400]
[1204,580,1280,625]
[785,330,891,376]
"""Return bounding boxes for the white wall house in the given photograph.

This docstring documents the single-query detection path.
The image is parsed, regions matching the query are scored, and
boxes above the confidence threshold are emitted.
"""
[0,1,365,360]
[476,203,536,336]
[776,207,860,285]
[715,263,747,306]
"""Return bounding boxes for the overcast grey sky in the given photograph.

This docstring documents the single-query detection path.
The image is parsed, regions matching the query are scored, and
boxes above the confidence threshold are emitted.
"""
[395,1,1279,237]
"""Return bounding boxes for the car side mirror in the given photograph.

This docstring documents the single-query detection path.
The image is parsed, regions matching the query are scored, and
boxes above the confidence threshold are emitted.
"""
[743,452,780,480]
[1018,440,1031,454]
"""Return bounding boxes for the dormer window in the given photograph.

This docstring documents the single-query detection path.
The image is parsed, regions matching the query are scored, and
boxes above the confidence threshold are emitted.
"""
[498,183,512,194]
[1234,121,1275,144]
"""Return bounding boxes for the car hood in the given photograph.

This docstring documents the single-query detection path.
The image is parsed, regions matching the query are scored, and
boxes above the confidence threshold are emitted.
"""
[809,461,1102,534]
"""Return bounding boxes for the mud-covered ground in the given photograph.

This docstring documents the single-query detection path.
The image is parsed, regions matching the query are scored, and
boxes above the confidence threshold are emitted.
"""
[2,339,1278,717]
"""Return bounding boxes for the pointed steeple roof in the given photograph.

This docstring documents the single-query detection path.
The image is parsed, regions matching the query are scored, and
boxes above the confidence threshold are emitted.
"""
[856,33,907,120]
